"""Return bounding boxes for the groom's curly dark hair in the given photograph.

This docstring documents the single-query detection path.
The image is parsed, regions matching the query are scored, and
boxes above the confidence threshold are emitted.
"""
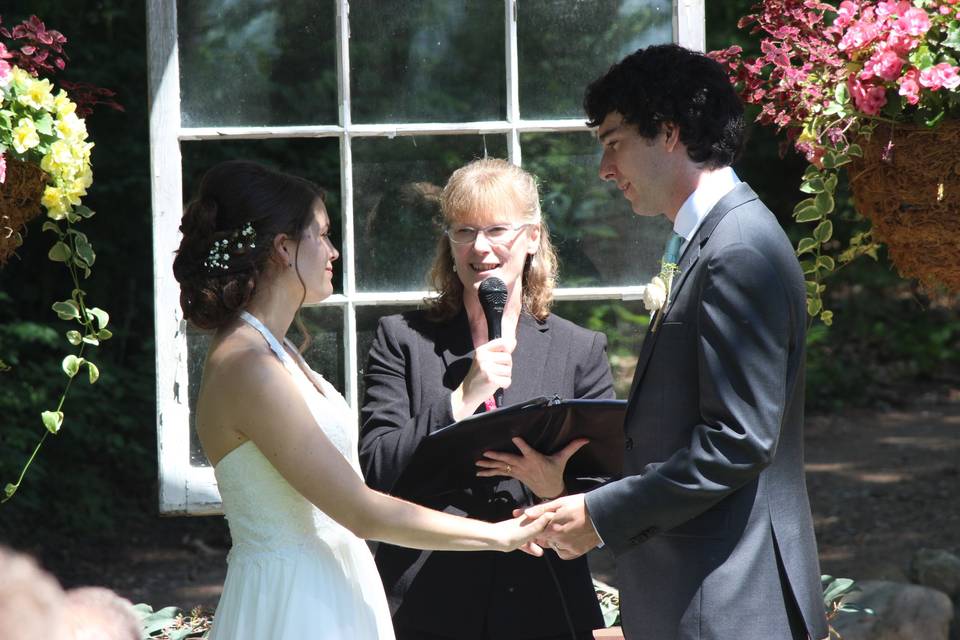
[584,43,745,169]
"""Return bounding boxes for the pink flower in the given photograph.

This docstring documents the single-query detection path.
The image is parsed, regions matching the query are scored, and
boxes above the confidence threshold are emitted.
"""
[848,74,888,114]
[935,62,960,90]
[893,7,932,37]
[0,153,6,185]
[898,67,922,104]
[834,1,860,27]
[920,65,944,90]
[886,30,920,54]
[839,20,880,51]
[876,1,911,20]
[0,43,11,83]
[863,49,904,81]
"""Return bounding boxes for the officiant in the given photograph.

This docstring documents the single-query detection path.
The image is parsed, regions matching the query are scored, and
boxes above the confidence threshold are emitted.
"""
[359,158,614,640]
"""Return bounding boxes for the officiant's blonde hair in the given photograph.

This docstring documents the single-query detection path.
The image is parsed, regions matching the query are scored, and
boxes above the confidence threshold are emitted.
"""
[427,158,557,322]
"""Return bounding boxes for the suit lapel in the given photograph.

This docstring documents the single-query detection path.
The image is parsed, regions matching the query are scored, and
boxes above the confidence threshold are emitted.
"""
[627,183,760,401]
[503,314,549,406]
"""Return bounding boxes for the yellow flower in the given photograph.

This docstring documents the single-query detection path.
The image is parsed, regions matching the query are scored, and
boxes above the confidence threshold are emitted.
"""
[53,90,76,119]
[40,139,78,178]
[12,118,40,153]
[41,186,71,220]
[17,76,55,111]
[55,112,87,141]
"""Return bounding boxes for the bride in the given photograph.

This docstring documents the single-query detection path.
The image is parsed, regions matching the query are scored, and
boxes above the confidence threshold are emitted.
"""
[172,160,552,639]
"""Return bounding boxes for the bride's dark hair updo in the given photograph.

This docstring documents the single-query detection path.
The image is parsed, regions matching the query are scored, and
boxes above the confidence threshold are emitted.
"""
[173,160,325,330]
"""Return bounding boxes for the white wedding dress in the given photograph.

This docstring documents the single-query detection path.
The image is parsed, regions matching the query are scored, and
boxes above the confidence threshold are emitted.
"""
[208,311,395,640]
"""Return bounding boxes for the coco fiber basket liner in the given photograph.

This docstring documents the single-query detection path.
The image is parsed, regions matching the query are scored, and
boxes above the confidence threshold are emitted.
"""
[0,157,47,267]
[848,120,960,293]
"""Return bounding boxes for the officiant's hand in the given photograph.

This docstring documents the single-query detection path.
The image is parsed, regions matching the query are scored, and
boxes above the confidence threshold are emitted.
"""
[476,436,588,500]
[514,493,600,560]
[451,337,517,421]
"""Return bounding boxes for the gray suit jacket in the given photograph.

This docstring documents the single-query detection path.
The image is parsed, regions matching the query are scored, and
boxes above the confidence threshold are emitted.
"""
[586,183,829,640]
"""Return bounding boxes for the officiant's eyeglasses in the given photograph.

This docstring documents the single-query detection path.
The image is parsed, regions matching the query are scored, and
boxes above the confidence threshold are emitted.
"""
[445,222,533,245]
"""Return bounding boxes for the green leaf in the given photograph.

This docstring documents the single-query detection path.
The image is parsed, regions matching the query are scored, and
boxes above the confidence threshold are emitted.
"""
[41,410,64,434]
[73,205,95,219]
[800,177,825,194]
[807,296,823,317]
[73,236,96,267]
[66,330,82,345]
[816,255,836,271]
[86,361,100,384]
[803,165,822,181]
[48,241,72,262]
[805,281,820,295]
[825,173,838,193]
[813,220,834,244]
[814,191,835,215]
[87,307,109,330]
[34,113,54,135]
[820,310,834,326]
[834,82,850,105]
[823,577,856,605]
[97,329,113,341]
[796,207,823,223]
[81,334,100,346]
[4,483,16,498]
[41,221,61,234]
[52,300,80,320]
[797,237,819,255]
[801,259,817,275]
[62,355,83,378]
[847,144,863,158]
[821,151,837,169]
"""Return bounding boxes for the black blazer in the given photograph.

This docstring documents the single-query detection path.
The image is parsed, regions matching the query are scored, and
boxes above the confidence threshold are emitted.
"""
[360,309,614,639]
[586,184,829,640]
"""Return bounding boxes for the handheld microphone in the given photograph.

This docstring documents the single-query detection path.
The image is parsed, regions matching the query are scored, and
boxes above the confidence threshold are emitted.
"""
[477,277,508,407]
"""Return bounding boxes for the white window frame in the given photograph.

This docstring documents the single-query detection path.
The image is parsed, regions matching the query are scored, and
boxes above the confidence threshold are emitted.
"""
[148,0,705,514]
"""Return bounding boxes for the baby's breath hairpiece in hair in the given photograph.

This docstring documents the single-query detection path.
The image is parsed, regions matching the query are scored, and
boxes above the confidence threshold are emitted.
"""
[204,222,257,270]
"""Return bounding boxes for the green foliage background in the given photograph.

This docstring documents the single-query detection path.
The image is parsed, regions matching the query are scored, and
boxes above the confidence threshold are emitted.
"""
[0,0,957,546]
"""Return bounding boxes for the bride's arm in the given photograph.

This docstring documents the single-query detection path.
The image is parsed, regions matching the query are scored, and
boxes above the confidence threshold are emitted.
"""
[212,351,549,553]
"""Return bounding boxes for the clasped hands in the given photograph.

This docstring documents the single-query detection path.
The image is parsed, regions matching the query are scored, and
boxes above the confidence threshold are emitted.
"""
[510,493,601,560]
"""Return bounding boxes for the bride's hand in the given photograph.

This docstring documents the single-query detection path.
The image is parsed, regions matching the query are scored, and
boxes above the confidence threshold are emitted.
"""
[492,511,554,556]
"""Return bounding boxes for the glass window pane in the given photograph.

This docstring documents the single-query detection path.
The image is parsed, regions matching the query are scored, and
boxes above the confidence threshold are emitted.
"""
[290,305,346,395]
[187,327,214,466]
[522,131,672,287]
[178,0,338,127]
[349,0,505,123]
[517,0,673,119]
[180,138,343,296]
[352,135,508,292]
[355,304,421,401]
[550,299,650,398]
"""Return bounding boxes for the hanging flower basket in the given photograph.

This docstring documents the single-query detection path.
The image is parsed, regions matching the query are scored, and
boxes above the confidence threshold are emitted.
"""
[848,120,960,293]
[0,156,47,267]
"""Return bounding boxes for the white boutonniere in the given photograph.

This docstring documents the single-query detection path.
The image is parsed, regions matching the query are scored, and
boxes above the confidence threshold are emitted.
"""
[645,262,679,332]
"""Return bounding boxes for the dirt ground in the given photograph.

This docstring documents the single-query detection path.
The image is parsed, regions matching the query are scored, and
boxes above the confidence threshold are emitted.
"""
[34,384,960,614]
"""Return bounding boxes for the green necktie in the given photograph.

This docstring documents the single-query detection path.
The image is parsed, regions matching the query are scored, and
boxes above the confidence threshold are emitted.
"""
[662,232,683,265]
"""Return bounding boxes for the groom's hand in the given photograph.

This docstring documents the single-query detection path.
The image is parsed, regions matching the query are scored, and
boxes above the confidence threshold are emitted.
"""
[515,494,600,560]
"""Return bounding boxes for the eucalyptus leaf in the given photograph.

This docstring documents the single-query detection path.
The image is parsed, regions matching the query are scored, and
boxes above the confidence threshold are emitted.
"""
[52,300,80,320]
[87,307,110,330]
[797,237,819,255]
[795,207,823,223]
[48,241,72,262]
[814,191,835,215]
[86,361,100,384]
[813,220,834,244]
[62,355,83,378]
[98,329,113,340]
[66,330,82,345]
[41,410,64,434]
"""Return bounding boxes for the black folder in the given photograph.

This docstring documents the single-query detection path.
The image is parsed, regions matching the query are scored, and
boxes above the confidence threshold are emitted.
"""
[393,396,626,498]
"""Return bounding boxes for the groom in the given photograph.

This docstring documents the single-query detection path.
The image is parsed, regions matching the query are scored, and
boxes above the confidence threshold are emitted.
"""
[524,45,829,640]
